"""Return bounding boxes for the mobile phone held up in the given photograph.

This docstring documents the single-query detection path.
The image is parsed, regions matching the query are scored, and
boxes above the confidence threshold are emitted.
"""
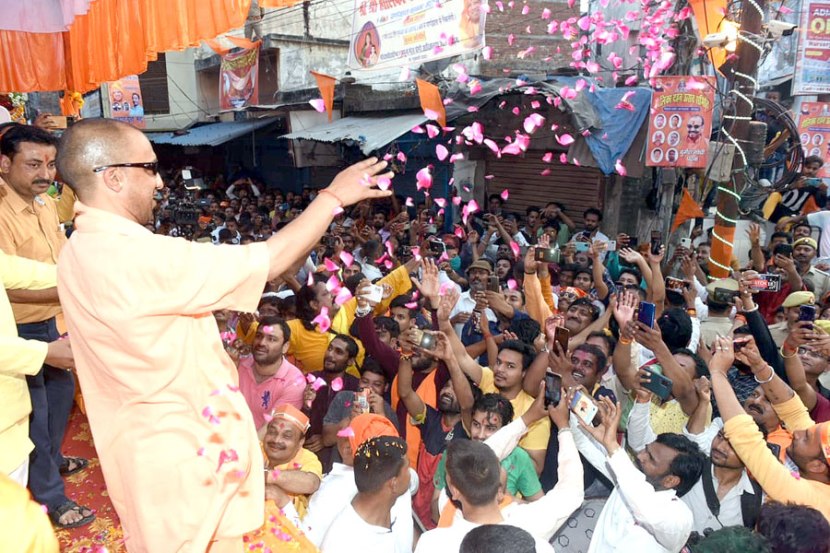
[534,246,561,263]
[410,329,437,351]
[665,277,690,291]
[650,231,663,255]
[487,276,500,293]
[637,301,656,328]
[799,304,817,330]
[712,287,739,305]
[748,273,782,293]
[553,327,570,355]
[544,372,562,407]
[641,367,673,401]
[569,388,599,425]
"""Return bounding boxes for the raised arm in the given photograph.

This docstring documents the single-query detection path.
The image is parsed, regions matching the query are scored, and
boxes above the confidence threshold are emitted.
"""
[265,158,392,280]
[396,332,427,419]
[611,291,640,392]
[647,246,666,318]
[437,287,484,384]
[782,321,820,410]
[591,243,610,301]
[633,321,698,416]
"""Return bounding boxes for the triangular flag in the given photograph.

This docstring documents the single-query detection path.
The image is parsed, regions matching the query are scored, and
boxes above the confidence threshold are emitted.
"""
[416,78,447,128]
[311,71,336,122]
[671,188,706,233]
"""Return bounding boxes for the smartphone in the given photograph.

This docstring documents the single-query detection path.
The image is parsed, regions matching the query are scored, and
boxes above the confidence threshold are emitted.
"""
[554,326,570,354]
[650,230,663,255]
[733,338,748,353]
[748,273,782,293]
[767,442,782,458]
[665,276,690,291]
[641,367,673,401]
[410,328,437,351]
[573,242,591,253]
[356,388,370,413]
[637,301,656,328]
[544,373,562,407]
[569,388,599,425]
[487,276,500,293]
[799,304,817,330]
[712,287,738,304]
[429,239,446,255]
[680,237,692,249]
[534,246,561,263]
[605,240,617,252]
[365,284,384,303]
[627,236,639,248]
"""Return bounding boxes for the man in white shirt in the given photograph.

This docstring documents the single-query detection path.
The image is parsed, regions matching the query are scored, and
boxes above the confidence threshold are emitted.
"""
[449,259,496,336]
[571,396,704,552]
[320,436,411,553]
[416,391,583,552]
[627,390,761,536]
[306,413,414,550]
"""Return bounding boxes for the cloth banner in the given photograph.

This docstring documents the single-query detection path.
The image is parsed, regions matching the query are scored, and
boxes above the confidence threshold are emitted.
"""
[220,42,260,110]
[645,76,716,169]
[797,102,830,177]
[793,0,830,95]
[347,0,486,70]
[107,75,145,129]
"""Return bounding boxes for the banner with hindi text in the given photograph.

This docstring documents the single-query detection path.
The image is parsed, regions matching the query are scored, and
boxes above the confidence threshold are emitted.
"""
[797,102,830,178]
[347,0,485,70]
[220,43,260,110]
[793,0,830,96]
[645,76,716,169]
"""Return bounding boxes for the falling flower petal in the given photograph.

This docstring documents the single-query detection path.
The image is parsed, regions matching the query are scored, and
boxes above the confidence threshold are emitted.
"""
[559,153,568,163]
[426,124,440,139]
[336,426,355,438]
[469,80,482,95]
[335,287,353,306]
[311,376,327,391]
[323,257,339,272]
[556,133,575,146]
[396,151,407,163]
[312,306,331,332]
[309,99,326,113]
[436,144,449,160]
[483,46,493,60]
[332,206,344,216]
[331,377,344,392]
[216,449,239,472]
[500,189,509,201]
[542,152,553,163]
[507,33,515,45]
[434,197,447,208]
[507,278,518,290]
[202,406,221,425]
[509,241,521,259]
[416,167,433,190]
[615,159,627,176]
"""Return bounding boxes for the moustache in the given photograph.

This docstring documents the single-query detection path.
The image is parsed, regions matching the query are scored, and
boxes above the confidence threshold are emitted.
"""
[33,180,52,186]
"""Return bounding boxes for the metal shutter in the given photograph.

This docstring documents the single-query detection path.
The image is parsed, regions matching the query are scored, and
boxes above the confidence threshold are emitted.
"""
[485,151,605,225]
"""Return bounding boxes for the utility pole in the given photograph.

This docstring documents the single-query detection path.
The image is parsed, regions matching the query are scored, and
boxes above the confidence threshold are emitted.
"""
[709,0,767,279]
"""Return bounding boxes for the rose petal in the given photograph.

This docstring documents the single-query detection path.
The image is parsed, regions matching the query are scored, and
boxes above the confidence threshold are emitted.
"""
[312,306,331,333]
[556,133,575,146]
[615,159,627,176]
[416,167,433,190]
[331,377,344,392]
[436,144,449,161]
[500,189,509,201]
[309,99,326,113]
[336,426,355,438]
[339,251,354,267]
[507,278,518,290]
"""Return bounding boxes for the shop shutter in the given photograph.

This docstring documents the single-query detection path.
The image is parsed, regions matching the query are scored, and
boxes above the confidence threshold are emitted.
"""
[485,151,605,225]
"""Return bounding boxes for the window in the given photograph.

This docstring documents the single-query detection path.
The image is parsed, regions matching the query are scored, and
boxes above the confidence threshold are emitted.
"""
[138,53,170,115]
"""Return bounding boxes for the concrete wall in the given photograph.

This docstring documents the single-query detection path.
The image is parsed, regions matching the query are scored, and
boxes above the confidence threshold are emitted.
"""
[142,49,209,131]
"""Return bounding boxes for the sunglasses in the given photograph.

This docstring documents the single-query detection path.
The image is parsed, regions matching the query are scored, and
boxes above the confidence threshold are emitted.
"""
[687,124,701,129]
[93,161,160,175]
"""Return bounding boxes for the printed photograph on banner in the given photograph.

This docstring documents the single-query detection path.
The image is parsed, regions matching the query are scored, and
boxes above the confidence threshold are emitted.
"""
[645,76,715,168]
[797,102,830,178]
[220,43,261,110]
[793,0,830,95]
[107,75,145,129]
[347,0,486,70]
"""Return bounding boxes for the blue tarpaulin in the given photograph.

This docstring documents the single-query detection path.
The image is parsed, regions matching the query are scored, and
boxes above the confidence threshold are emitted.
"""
[582,86,652,175]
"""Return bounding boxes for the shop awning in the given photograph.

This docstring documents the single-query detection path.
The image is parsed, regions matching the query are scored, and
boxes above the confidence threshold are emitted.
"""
[145,118,278,147]
[281,113,428,154]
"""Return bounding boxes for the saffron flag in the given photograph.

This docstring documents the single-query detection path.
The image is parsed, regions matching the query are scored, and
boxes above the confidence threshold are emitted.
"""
[671,188,705,233]
[311,71,336,122]
[416,79,446,128]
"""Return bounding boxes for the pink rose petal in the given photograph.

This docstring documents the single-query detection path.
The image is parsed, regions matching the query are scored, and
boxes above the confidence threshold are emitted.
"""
[436,144,449,161]
[336,426,355,438]
[312,306,331,333]
[216,449,239,472]
[426,124,440,139]
[615,159,627,176]
[335,287,353,306]
[556,133,575,146]
[309,99,326,113]
[509,241,521,259]
[500,189,509,201]
[339,251,354,267]
[507,278,518,290]
[416,167,433,190]
[331,377,344,392]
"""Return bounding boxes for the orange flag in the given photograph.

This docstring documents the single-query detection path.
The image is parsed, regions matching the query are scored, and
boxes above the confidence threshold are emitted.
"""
[225,36,260,51]
[416,78,447,128]
[310,71,336,122]
[203,38,230,56]
[671,188,706,233]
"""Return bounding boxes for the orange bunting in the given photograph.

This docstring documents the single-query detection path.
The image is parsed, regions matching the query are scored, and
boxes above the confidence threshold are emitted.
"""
[416,78,447,128]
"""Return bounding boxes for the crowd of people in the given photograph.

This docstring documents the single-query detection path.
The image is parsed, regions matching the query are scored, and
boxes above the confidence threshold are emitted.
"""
[2,115,830,553]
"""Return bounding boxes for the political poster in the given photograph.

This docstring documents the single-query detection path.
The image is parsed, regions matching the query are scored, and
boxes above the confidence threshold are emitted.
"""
[793,0,830,95]
[645,76,716,168]
[797,102,830,178]
[347,0,485,70]
[220,43,260,110]
[107,75,145,129]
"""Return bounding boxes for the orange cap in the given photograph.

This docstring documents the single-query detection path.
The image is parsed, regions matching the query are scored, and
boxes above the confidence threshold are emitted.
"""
[348,413,398,458]
[272,404,310,433]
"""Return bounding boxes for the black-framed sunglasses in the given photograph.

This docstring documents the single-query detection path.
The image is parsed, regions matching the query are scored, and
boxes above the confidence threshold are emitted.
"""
[92,161,159,175]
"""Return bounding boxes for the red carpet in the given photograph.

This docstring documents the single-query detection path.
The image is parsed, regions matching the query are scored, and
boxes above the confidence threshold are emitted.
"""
[56,406,126,552]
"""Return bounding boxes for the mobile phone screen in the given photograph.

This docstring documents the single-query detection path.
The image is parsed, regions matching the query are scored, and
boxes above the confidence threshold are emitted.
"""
[637,302,656,328]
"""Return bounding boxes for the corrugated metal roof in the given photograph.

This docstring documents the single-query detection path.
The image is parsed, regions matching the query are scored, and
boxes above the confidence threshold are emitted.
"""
[281,113,428,154]
[145,118,278,147]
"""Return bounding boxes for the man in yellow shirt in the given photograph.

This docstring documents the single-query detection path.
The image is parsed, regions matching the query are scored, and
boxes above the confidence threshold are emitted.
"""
[0,250,74,488]
[262,404,323,526]
[710,336,830,519]
[0,125,93,528]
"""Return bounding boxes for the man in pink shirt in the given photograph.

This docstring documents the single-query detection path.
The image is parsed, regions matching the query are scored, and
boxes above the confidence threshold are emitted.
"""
[53,119,392,553]
[238,316,305,430]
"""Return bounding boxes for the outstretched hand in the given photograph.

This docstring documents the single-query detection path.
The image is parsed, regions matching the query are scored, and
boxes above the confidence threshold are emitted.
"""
[325,157,394,207]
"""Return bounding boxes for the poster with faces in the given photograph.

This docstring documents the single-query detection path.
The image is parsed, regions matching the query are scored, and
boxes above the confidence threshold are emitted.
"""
[797,102,830,178]
[646,76,716,168]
